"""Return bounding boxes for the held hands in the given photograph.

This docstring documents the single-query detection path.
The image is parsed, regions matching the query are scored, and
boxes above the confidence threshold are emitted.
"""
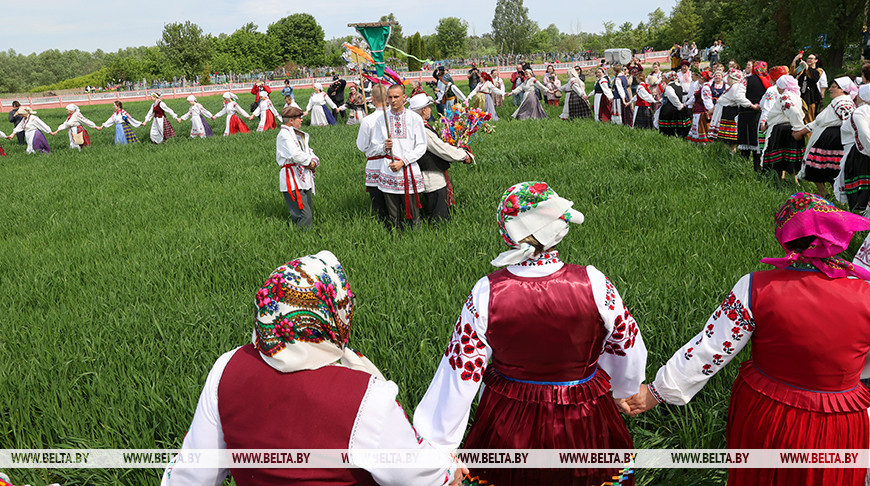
[96,126,102,131]
[248,115,254,120]
[175,118,182,123]
[621,385,661,416]
[448,454,470,486]
[50,131,57,136]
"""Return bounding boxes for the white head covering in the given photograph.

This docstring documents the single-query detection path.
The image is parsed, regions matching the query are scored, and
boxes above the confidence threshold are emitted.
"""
[776,75,800,96]
[186,95,197,102]
[222,91,238,100]
[151,92,161,99]
[314,82,323,91]
[834,76,859,101]
[65,104,79,112]
[408,93,433,112]
[491,182,584,267]
[860,84,870,104]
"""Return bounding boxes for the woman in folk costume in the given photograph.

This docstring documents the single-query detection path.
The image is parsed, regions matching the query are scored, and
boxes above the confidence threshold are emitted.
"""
[708,69,744,152]
[508,69,548,120]
[7,107,51,154]
[490,69,506,107]
[558,65,593,121]
[102,101,141,145]
[611,65,633,126]
[632,73,656,129]
[592,67,614,123]
[687,70,715,143]
[51,104,100,150]
[414,182,646,486]
[627,192,870,486]
[344,84,367,126]
[467,71,505,121]
[737,62,771,170]
[176,95,214,138]
[658,71,691,137]
[760,75,806,179]
[304,83,338,127]
[143,92,177,144]
[835,84,870,212]
[757,66,789,161]
[793,77,858,198]
[249,82,282,131]
[160,251,466,486]
[648,62,663,102]
[542,64,561,107]
[212,92,251,136]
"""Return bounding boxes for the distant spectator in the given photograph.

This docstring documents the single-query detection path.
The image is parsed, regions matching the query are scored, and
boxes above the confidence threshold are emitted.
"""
[8,101,25,145]
[864,26,870,62]
[708,40,722,65]
[670,43,681,70]
[680,41,694,63]
[468,64,481,92]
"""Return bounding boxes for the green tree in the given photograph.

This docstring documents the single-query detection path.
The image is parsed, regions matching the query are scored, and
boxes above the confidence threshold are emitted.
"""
[267,14,326,67]
[530,23,562,53]
[435,17,468,58]
[407,32,423,72]
[380,13,405,57]
[669,0,701,44]
[157,21,213,78]
[491,0,534,53]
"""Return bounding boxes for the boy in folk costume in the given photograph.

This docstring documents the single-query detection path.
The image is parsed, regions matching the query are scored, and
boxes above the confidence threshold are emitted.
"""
[276,106,319,229]
[414,182,646,486]
[7,107,51,154]
[628,193,870,486]
[52,104,100,150]
[212,92,251,136]
[143,93,178,144]
[370,84,427,229]
[102,101,141,145]
[356,84,389,222]
[249,81,282,132]
[176,95,214,138]
[407,93,473,222]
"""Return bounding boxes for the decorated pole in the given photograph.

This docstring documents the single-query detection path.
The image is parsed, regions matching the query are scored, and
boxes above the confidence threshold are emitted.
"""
[348,21,397,160]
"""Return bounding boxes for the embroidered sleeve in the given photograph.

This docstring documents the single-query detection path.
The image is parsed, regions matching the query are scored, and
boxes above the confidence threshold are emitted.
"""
[701,85,714,111]
[651,274,754,405]
[413,277,492,450]
[588,266,647,399]
[854,232,870,274]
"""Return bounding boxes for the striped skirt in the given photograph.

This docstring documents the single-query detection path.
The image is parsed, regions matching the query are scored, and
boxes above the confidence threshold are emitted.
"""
[802,126,843,183]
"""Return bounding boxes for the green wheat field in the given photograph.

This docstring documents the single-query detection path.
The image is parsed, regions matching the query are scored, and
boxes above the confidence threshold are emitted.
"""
[1,86,858,485]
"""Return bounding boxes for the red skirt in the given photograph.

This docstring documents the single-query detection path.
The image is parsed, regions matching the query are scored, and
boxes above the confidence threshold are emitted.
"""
[464,367,634,486]
[263,110,277,131]
[727,362,870,486]
[228,114,250,134]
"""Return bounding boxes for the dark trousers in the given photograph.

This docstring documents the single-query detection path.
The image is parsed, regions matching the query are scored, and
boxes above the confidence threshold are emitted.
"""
[384,192,420,229]
[368,186,387,221]
[422,187,450,222]
[283,190,313,229]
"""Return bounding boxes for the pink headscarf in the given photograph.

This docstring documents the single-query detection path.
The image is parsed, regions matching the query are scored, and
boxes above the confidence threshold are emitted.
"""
[761,193,870,280]
[776,75,800,96]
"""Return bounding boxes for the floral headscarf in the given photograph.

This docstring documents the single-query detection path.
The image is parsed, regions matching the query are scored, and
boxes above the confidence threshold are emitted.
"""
[761,193,870,279]
[492,182,584,267]
[253,251,384,378]
[769,66,789,83]
[752,61,772,89]
[727,68,744,85]
[776,75,800,96]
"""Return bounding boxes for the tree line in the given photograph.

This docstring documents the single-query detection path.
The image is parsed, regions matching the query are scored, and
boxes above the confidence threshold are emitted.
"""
[1,0,864,94]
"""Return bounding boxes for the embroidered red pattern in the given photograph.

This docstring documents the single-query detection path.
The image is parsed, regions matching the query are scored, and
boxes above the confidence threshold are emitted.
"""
[445,320,487,382]
[603,308,638,357]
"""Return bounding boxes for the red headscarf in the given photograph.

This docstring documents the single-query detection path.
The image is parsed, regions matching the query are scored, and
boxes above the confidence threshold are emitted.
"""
[481,71,493,84]
[699,70,713,82]
[752,61,772,89]
[769,65,789,84]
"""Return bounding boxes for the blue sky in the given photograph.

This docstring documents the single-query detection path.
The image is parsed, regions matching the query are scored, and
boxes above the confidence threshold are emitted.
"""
[7,0,677,55]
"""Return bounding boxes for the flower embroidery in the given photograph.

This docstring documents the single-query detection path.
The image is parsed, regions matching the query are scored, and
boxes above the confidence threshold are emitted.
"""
[603,278,616,311]
[603,308,638,356]
[722,341,734,354]
[445,321,487,382]
[701,364,713,376]
[684,347,694,360]
[712,354,724,365]
[463,294,480,319]
[517,251,561,267]
[705,324,715,337]
[731,326,743,340]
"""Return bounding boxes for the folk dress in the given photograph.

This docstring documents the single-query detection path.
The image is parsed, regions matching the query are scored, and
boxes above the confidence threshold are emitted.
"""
[212,101,251,136]
[659,83,691,137]
[757,85,780,154]
[761,92,806,174]
[649,269,870,486]
[709,83,740,142]
[839,104,870,211]
[101,109,141,144]
[559,77,593,120]
[593,76,614,122]
[798,95,855,183]
[509,78,548,120]
[632,83,656,129]
[179,103,214,138]
[11,115,52,153]
[56,111,98,150]
[306,92,338,127]
[252,92,282,132]
[144,100,178,144]
[736,75,767,152]
[415,252,646,486]
[687,82,715,143]
[467,80,505,121]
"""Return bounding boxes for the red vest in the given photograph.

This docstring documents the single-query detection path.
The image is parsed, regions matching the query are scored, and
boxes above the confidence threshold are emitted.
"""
[486,265,606,381]
[217,344,379,486]
[749,269,870,392]
[152,102,165,118]
[692,88,707,114]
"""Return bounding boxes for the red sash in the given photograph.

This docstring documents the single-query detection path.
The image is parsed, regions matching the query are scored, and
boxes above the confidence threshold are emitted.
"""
[281,165,303,210]
[367,155,421,218]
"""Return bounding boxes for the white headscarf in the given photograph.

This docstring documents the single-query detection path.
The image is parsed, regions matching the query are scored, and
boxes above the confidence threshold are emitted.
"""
[186,95,197,102]
[834,76,858,101]
[65,103,79,112]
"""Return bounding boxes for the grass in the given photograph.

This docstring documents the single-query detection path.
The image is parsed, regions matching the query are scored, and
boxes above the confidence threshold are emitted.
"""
[0,86,857,486]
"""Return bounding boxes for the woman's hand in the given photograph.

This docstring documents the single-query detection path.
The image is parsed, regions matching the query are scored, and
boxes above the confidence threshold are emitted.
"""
[623,385,661,416]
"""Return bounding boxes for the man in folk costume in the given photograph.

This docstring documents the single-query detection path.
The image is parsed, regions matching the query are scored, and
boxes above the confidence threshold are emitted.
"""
[249,81,282,132]
[407,93,473,222]
[143,93,178,144]
[276,106,319,229]
[373,84,427,229]
[8,101,26,145]
[356,84,389,221]
[51,104,101,150]
[161,251,466,486]
[435,67,466,112]
[628,193,870,486]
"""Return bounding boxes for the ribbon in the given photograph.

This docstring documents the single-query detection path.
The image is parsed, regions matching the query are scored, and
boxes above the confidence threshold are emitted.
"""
[385,43,434,65]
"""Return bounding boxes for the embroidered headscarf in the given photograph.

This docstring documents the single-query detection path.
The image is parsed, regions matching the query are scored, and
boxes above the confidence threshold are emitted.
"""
[834,76,859,101]
[662,71,678,84]
[492,182,584,267]
[776,75,800,96]
[769,66,789,83]
[253,251,384,379]
[727,68,744,85]
[752,61,772,89]
[761,193,870,279]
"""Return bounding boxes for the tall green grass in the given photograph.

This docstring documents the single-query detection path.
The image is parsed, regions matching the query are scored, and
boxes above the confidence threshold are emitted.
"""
[0,87,842,485]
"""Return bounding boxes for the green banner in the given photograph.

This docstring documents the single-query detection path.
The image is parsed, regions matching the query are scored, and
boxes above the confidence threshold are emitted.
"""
[354,26,391,78]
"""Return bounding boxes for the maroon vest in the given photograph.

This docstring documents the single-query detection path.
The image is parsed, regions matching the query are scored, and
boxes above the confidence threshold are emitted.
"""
[749,269,870,392]
[486,265,606,381]
[692,88,707,114]
[217,344,379,486]
[152,102,165,118]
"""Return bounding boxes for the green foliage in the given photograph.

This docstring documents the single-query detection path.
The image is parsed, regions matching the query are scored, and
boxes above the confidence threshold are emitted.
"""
[158,21,213,78]
[0,89,811,485]
[530,23,562,53]
[380,13,405,60]
[30,68,110,93]
[436,17,469,58]
[267,13,326,67]
[211,23,282,73]
[669,0,702,45]
[491,0,534,53]
[408,33,424,72]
